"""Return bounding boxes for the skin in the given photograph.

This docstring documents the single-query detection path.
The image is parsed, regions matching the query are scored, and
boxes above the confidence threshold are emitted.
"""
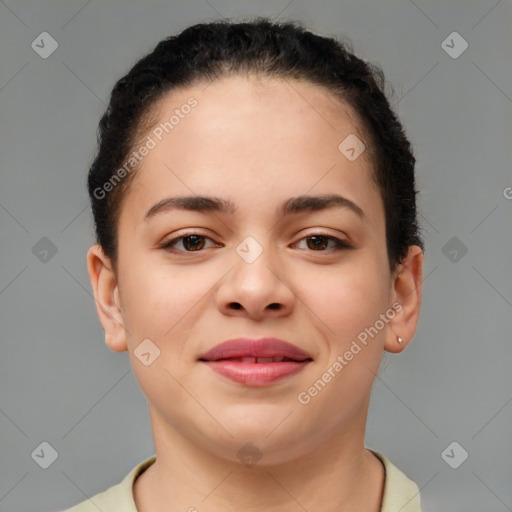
[87,75,423,512]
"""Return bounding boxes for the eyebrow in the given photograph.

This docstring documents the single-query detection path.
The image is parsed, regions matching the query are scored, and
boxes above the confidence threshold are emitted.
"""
[144,194,365,221]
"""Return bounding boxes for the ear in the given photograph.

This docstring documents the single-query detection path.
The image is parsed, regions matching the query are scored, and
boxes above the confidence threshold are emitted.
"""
[384,245,424,354]
[86,244,128,352]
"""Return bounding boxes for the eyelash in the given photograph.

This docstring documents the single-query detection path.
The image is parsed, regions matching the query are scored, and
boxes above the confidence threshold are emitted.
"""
[158,232,352,253]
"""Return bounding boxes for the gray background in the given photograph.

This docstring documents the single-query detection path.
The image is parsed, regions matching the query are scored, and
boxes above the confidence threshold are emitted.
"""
[1,1,511,511]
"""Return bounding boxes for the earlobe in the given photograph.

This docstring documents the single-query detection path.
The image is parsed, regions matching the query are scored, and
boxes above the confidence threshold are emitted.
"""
[384,245,424,354]
[86,244,128,353]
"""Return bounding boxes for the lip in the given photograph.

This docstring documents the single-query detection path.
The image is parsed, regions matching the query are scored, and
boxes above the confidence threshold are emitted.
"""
[199,337,313,387]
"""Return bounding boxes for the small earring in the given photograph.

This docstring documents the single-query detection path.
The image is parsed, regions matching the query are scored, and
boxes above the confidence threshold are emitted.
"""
[397,337,403,344]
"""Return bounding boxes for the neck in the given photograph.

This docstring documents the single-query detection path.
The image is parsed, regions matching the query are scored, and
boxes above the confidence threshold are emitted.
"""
[134,407,385,512]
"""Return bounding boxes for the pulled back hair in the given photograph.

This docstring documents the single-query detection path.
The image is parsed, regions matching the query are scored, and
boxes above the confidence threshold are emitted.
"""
[88,17,424,274]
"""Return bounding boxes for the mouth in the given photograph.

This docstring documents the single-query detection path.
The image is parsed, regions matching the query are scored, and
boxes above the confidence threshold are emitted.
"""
[198,337,313,386]
[206,356,308,363]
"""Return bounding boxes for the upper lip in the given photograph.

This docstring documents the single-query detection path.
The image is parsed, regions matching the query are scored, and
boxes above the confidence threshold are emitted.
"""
[199,337,313,362]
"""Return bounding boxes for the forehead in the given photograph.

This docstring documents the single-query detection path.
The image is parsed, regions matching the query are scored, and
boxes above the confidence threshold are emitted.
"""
[121,75,382,228]
[148,74,367,155]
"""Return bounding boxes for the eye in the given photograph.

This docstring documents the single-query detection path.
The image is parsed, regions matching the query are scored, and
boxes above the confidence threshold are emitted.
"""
[294,234,352,252]
[159,232,352,254]
[159,233,219,252]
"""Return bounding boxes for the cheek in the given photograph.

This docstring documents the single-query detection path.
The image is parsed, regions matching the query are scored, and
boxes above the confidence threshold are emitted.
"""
[118,261,204,342]
[303,256,387,343]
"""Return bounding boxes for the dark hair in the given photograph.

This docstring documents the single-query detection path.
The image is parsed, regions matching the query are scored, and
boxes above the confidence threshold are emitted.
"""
[88,17,424,274]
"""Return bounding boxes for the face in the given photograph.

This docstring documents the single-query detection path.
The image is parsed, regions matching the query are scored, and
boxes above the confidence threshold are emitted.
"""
[88,75,423,466]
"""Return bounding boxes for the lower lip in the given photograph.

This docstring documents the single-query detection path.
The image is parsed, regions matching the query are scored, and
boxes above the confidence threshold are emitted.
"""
[202,360,310,386]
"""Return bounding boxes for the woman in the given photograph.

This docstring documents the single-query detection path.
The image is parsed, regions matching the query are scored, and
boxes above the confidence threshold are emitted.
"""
[66,17,425,512]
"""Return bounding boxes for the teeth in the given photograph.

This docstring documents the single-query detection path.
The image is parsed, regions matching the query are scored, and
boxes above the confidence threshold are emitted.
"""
[236,356,289,363]
[256,357,273,363]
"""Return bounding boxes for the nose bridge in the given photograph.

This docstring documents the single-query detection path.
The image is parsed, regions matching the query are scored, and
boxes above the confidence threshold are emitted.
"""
[232,233,281,289]
[235,234,267,266]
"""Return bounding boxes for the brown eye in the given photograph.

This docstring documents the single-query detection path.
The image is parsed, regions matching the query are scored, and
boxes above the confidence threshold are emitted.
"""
[160,234,217,252]
[296,235,351,252]
[181,235,206,251]
[306,236,330,250]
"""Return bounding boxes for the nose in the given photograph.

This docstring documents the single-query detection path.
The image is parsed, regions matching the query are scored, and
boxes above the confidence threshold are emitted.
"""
[215,238,295,321]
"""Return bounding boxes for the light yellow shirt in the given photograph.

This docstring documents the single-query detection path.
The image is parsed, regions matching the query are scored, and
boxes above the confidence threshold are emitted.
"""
[62,449,422,511]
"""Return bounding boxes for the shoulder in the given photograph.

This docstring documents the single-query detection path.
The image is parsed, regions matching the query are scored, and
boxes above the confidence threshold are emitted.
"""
[60,455,157,512]
[369,449,422,512]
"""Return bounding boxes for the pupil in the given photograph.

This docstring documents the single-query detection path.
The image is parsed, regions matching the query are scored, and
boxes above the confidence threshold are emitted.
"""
[308,236,327,250]
[184,235,204,251]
